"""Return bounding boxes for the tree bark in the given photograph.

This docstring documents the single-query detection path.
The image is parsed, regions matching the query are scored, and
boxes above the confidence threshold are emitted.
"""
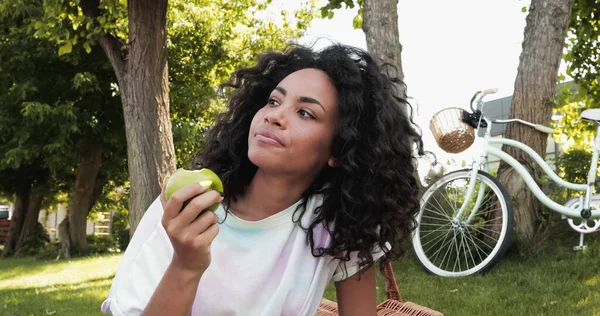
[57,217,70,259]
[496,0,574,252]
[14,186,44,257]
[67,143,103,254]
[79,0,176,236]
[1,187,29,257]
[362,0,404,83]
[122,0,175,235]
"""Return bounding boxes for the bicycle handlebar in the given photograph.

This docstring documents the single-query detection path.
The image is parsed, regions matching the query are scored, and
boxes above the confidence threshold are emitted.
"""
[470,88,498,111]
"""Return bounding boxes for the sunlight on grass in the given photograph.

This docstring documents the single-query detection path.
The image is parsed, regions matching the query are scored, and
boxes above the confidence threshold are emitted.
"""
[585,274,599,286]
[0,254,122,316]
[1,243,599,316]
[0,255,121,289]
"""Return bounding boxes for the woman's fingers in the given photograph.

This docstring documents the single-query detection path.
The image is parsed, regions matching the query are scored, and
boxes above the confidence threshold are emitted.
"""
[162,182,211,221]
[178,190,222,224]
[188,210,219,236]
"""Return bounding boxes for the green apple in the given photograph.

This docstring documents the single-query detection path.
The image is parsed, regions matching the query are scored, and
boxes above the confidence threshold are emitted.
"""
[165,168,224,211]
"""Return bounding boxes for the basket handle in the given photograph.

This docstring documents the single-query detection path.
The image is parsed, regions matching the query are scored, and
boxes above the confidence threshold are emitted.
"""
[381,260,402,302]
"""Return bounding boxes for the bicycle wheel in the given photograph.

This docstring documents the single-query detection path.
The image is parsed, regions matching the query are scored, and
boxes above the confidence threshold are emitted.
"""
[412,169,514,276]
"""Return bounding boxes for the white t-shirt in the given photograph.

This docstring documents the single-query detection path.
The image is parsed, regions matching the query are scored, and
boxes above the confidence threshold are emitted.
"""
[101,194,387,316]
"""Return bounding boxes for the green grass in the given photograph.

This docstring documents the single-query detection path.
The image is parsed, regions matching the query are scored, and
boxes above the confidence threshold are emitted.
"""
[0,254,122,316]
[1,241,599,316]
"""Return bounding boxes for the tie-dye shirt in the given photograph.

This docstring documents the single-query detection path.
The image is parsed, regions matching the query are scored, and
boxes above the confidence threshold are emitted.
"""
[101,194,387,316]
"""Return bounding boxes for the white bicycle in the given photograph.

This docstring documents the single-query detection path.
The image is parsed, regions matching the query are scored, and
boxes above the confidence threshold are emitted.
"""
[412,89,600,277]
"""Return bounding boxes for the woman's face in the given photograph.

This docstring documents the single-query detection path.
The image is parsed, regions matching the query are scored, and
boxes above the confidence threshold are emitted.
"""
[248,68,339,178]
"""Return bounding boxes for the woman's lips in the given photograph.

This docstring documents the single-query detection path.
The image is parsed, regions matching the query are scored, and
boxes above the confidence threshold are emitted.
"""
[255,130,284,147]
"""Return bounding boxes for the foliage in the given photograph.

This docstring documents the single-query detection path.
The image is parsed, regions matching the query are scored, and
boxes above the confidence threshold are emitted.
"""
[556,0,599,153]
[86,235,117,254]
[320,0,363,28]
[423,163,445,186]
[0,0,127,213]
[551,83,597,152]
[564,0,599,107]
[111,209,130,252]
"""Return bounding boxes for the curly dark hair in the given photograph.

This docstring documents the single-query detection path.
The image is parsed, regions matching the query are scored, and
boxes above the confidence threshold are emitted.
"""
[193,44,426,277]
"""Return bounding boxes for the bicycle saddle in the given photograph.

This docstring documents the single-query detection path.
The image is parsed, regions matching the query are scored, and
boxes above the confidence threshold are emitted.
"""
[580,109,600,124]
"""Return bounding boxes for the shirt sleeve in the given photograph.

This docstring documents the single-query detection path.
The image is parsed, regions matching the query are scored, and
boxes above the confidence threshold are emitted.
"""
[101,197,174,315]
[330,241,391,283]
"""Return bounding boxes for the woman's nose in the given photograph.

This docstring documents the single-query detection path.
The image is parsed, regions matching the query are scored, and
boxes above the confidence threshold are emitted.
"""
[264,107,287,128]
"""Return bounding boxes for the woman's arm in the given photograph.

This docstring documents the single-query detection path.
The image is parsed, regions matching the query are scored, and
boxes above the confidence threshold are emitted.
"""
[334,265,377,316]
[140,262,203,316]
[140,182,221,316]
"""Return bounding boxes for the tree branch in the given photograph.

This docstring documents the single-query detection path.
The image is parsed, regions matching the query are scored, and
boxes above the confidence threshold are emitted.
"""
[78,0,127,83]
[97,35,127,83]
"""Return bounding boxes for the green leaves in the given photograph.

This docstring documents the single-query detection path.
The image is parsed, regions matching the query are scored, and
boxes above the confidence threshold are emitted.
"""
[58,42,72,55]
[551,83,596,153]
[0,0,125,207]
[320,0,362,29]
[564,0,599,112]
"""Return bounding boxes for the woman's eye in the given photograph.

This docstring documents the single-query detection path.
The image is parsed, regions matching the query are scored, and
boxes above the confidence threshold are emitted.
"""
[298,109,314,119]
[268,98,280,106]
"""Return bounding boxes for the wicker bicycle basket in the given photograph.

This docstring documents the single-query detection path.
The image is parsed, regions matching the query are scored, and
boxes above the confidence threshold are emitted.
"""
[430,107,475,154]
[316,261,444,316]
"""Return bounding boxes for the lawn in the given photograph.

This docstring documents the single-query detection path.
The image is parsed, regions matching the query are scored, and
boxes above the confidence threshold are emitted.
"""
[0,241,598,316]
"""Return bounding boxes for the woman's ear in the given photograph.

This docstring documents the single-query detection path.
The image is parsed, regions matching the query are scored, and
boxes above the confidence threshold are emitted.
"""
[327,157,337,167]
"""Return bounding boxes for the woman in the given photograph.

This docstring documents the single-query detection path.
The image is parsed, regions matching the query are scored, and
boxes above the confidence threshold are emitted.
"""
[102,44,425,316]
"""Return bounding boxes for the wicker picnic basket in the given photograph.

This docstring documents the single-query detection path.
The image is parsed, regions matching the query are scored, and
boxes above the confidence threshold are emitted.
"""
[316,261,444,316]
[429,107,475,154]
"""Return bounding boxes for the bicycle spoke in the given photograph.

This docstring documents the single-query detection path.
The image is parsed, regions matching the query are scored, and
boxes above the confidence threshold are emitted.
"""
[459,231,470,270]
[453,229,463,272]
[476,225,504,236]
[429,229,455,264]
[465,230,496,251]
[464,228,487,264]
[430,193,454,219]
[460,229,476,270]
[422,206,452,220]
[422,227,454,251]
[438,231,456,271]
[472,227,502,243]
[420,223,452,240]
[439,189,458,218]
[473,207,504,218]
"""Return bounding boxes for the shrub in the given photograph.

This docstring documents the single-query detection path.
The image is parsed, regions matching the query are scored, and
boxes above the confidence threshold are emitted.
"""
[86,235,117,254]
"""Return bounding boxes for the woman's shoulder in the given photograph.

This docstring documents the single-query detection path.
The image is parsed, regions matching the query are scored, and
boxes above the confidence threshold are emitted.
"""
[297,193,328,226]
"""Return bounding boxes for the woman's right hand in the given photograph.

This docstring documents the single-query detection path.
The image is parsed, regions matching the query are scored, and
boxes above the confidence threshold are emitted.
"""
[160,179,223,278]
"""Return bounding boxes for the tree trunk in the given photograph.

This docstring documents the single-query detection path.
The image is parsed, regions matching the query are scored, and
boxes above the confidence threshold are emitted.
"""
[14,186,44,257]
[121,0,175,235]
[1,187,29,257]
[57,217,70,259]
[362,0,404,82]
[496,0,574,253]
[67,143,103,254]
[79,0,176,236]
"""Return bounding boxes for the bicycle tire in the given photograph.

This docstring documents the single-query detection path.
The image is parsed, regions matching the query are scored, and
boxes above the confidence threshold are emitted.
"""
[412,169,514,276]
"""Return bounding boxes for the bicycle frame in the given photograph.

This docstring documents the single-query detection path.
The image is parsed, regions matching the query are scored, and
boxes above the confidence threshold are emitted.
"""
[455,107,600,223]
